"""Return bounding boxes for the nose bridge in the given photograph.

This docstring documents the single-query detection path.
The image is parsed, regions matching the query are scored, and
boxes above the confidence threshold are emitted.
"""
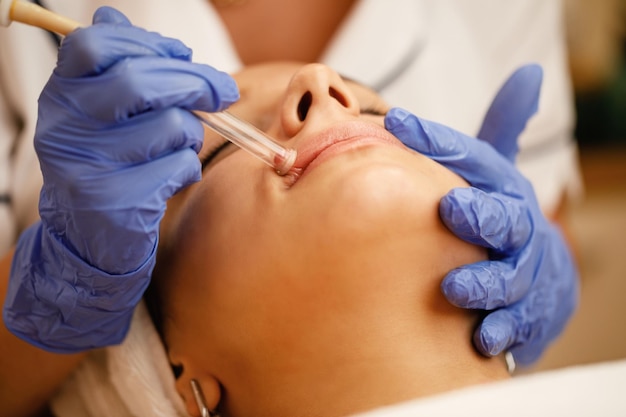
[281,64,360,137]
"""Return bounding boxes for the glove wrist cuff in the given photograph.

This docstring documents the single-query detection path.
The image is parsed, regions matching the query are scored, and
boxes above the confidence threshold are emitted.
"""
[3,222,156,353]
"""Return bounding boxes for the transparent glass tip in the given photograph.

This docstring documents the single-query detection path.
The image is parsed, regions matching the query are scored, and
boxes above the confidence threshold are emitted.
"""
[195,111,296,175]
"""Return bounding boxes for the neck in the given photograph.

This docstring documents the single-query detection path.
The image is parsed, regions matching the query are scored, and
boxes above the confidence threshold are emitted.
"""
[226,288,509,417]
[304,324,508,417]
[219,200,508,417]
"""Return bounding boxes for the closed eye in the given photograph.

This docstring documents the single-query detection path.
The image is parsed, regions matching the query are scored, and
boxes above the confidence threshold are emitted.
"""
[360,107,387,116]
[201,140,233,171]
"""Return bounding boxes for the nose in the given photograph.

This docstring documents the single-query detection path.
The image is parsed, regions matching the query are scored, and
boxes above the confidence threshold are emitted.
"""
[280,64,360,137]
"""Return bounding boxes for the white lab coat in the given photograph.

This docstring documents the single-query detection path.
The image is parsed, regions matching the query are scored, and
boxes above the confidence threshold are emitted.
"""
[0,0,581,256]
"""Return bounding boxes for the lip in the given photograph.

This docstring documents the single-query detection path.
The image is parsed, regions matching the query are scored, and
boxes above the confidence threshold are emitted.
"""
[286,121,404,183]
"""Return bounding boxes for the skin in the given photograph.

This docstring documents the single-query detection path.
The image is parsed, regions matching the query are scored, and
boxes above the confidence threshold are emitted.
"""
[0,249,86,417]
[214,0,357,64]
[154,62,509,417]
[0,1,358,413]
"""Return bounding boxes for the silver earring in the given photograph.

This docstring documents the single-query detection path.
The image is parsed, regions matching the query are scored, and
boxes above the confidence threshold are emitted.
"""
[504,351,517,374]
[190,379,220,417]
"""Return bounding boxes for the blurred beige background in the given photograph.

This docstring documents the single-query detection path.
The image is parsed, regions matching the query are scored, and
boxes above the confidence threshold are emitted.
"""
[528,0,626,372]
[534,148,626,371]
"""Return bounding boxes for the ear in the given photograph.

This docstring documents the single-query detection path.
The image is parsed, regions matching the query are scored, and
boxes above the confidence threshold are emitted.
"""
[173,360,222,416]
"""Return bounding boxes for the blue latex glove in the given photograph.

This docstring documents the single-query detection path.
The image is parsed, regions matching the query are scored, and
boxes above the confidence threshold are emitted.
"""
[3,7,238,353]
[385,65,579,366]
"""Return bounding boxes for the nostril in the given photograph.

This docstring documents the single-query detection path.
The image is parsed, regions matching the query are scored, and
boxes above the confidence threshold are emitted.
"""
[329,86,349,108]
[297,91,312,121]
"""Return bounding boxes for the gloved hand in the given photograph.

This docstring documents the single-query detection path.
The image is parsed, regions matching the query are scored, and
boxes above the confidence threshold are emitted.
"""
[3,7,238,353]
[385,64,579,366]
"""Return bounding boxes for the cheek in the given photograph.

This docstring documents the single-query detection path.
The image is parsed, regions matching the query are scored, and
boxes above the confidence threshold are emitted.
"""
[171,154,288,301]
[278,149,483,284]
[288,153,443,244]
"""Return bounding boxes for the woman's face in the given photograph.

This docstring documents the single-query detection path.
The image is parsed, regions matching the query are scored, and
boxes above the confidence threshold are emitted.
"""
[155,62,481,416]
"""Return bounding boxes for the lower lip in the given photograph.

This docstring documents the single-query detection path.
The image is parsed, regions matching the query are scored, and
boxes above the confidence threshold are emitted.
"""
[300,136,401,179]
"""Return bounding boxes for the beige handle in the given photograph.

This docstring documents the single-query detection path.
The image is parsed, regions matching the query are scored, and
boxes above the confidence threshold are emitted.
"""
[10,0,81,36]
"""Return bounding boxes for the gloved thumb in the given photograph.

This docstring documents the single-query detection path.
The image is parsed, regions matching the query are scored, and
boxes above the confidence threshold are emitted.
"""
[385,107,466,158]
[473,309,518,357]
[476,64,543,162]
[57,7,192,78]
[92,6,132,26]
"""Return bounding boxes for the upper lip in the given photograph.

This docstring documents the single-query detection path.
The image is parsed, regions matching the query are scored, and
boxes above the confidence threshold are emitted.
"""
[291,120,403,176]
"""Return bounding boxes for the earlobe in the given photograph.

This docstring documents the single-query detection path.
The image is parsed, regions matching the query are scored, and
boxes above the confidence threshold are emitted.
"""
[175,369,221,417]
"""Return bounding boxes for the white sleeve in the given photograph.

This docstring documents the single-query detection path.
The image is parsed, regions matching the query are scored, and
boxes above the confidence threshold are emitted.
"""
[466,0,584,213]
[330,0,583,214]
[0,70,18,256]
[429,0,583,214]
[440,0,584,214]
[0,23,59,257]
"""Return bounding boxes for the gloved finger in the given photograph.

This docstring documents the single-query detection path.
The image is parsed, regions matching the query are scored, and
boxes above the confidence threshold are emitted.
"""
[473,265,578,366]
[92,6,132,26]
[472,308,518,357]
[39,150,202,276]
[125,148,202,203]
[59,19,192,78]
[59,147,202,210]
[36,108,205,167]
[105,109,205,159]
[507,291,579,366]
[441,259,533,310]
[507,340,548,367]
[439,187,532,253]
[476,64,543,162]
[385,108,524,194]
[473,308,554,366]
[50,56,239,120]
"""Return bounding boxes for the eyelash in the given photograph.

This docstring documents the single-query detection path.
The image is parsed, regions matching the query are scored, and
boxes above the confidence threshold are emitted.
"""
[360,107,387,117]
[201,140,232,170]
